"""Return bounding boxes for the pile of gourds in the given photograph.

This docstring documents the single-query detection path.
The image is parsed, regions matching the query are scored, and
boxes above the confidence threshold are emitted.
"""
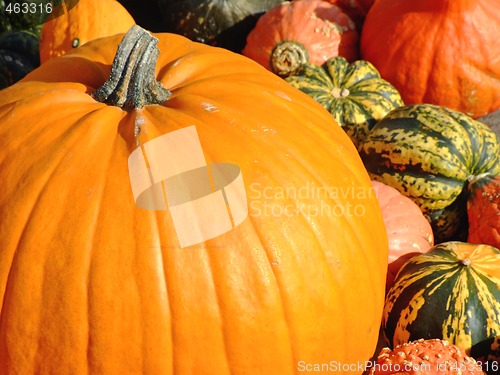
[0,0,499,374]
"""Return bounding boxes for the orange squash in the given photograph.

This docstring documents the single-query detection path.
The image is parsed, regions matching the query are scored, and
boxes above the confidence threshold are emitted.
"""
[39,0,135,63]
[360,0,500,118]
[371,180,434,291]
[467,173,500,248]
[242,0,358,77]
[0,26,387,374]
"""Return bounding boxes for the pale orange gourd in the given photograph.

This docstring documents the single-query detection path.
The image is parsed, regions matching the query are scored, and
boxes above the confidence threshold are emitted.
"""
[39,0,135,63]
[0,27,387,374]
[371,181,434,291]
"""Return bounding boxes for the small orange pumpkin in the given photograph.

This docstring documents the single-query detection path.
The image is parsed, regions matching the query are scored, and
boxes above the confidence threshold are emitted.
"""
[39,0,135,63]
[242,0,359,77]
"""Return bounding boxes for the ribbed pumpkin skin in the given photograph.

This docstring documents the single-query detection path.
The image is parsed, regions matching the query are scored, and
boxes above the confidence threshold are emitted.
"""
[359,104,500,243]
[286,56,403,148]
[0,32,388,374]
[467,174,500,248]
[384,242,500,363]
[242,0,358,77]
[360,0,500,118]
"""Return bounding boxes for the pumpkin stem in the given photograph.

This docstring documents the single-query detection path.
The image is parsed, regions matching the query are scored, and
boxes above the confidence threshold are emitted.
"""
[467,172,490,184]
[270,41,309,78]
[331,87,350,99]
[93,25,171,110]
[461,258,472,267]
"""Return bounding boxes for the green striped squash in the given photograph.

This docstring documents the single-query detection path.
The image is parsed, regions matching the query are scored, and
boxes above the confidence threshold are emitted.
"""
[285,56,404,148]
[383,241,500,365]
[359,104,500,243]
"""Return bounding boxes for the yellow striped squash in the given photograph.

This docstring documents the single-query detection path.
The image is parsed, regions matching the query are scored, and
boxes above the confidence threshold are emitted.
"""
[359,104,500,243]
[383,242,500,367]
[285,56,404,148]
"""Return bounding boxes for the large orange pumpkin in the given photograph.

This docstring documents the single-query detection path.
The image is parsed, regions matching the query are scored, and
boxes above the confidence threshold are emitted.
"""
[0,26,388,374]
[360,0,500,118]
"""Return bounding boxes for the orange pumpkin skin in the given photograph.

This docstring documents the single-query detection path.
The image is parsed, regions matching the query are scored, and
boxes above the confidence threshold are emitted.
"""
[242,0,358,77]
[360,0,500,118]
[0,31,387,374]
[371,181,434,290]
[467,174,500,248]
[39,0,135,63]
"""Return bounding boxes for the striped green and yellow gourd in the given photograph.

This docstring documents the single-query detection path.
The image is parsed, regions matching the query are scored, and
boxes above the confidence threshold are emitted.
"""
[359,104,500,243]
[285,56,404,148]
[383,241,500,366]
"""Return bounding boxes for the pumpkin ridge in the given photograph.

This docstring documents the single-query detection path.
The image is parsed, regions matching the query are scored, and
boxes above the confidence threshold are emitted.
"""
[1,104,118,238]
[200,248,234,375]
[0,102,97,273]
[143,97,320,372]
[0,108,125,372]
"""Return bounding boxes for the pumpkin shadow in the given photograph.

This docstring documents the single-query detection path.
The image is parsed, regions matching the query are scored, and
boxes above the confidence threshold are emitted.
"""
[157,0,283,54]
[213,13,266,53]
